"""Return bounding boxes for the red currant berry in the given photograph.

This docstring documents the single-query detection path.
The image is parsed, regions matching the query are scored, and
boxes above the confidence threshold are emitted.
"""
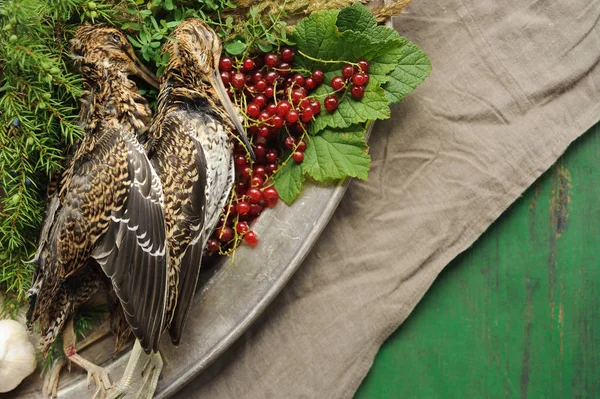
[286,110,299,124]
[231,72,246,89]
[330,76,345,91]
[254,144,267,159]
[242,58,255,71]
[291,89,306,105]
[300,98,312,109]
[219,57,233,71]
[284,136,295,149]
[207,239,220,253]
[234,154,247,166]
[292,74,306,87]
[266,150,278,163]
[264,86,275,98]
[247,103,260,118]
[305,77,316,90]
[259,111,271,122]
[255,79,267,92]
[246,188,263,204]
[352,73,368,86]
[281,47,295,62]
[248,125,259,137]
[265,53,280,68]
[276,100,291,117]
[236,221,250,235]
[258,126,270,138]
[265,71,279,85]
[266,103,277,115]
[272,115,284,128]
[254,95,267,109]
[249,203,263,216]
[235,180,248,195]
[312,69,325,83]
[263,186,279,207]
[266,163,278,174]
[244,231,259,246]
[292,151,304,163]
[236,201,250,215]
[324,95,339,112]
[297,140,307,152]
[241,166,252,179]
[254,165,267,178]
[216,226,234,242]
[220,71,231,86]
[278,62,291,77]
[357,59,370,73]
[342,64,354,79]
[350,84,365,99]
[301,106,314,122]
[309,99,321,114]
[251,176,264,188]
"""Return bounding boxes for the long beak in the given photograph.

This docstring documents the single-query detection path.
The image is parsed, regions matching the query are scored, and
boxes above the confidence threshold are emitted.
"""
[133,58,160,90]
[211,69,256,161]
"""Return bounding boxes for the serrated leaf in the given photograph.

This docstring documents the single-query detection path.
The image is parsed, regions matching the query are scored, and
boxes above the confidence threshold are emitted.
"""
[383,38,432,103]
[336,2,401,45]
[273,161,305,205]
[291,10,341,71]
[302,127,370,182]
[309,83,390,134]
[336,2,377,33]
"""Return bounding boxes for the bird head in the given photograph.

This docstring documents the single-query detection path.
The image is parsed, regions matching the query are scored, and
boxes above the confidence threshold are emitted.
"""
[70,24,159,89]
[165,19,254,160]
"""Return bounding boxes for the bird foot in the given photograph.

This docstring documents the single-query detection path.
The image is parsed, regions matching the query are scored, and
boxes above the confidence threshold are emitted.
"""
[42,358,66,399]
[134,352,163,399]
[84,364,112,399]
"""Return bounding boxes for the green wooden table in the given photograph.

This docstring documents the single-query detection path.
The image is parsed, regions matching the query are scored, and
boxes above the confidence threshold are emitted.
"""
[355,123,600,398]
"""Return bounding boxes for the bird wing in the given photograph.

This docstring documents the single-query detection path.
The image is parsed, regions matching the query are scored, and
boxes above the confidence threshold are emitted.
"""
[92,128,168,353]
[167,134,208,345]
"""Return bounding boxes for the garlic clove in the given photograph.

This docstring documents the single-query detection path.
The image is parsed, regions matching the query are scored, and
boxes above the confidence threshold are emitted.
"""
[0,319,37,393]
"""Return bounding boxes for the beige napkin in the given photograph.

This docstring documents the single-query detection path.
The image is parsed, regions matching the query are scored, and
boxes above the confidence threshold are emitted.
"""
[178,0,600,397]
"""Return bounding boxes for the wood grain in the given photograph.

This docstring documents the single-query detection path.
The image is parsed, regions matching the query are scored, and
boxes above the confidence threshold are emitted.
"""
[355,123,600,398]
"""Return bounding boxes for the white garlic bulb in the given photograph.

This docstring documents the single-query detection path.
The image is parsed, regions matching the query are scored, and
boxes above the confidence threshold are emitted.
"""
[0,319,37,393]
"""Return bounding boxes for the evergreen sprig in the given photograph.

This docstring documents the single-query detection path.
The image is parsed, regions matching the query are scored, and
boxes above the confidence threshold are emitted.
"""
[0,0,104,306]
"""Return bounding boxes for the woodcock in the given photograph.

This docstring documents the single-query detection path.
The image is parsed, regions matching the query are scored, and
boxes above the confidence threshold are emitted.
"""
[106,18,255,398]
[26,24,168,398]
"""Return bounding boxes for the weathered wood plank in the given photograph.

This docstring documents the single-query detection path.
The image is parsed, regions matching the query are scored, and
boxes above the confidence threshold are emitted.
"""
[355,123,600,398]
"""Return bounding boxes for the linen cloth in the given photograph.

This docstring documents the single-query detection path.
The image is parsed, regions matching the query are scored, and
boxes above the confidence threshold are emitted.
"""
[179,0,600,397]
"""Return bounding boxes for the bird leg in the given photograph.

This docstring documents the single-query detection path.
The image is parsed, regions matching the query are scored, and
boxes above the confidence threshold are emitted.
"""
[42,320,112,399]
[135,352,163,399]
[62,317,112,399]
[105,339,145,399]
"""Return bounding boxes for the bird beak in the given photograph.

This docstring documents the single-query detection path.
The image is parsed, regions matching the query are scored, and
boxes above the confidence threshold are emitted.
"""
[211,68,256,161]
[133,58,160,90]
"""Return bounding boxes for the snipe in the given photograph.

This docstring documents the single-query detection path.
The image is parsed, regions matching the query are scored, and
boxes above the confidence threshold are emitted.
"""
[26,24,168,399]
[106,18,254,398]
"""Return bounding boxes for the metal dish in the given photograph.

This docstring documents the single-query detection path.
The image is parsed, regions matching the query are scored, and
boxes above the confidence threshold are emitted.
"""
[11,118,374,398]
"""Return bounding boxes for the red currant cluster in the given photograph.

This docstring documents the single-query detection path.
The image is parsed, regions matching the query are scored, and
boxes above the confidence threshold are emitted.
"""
[323,60,370,112]
[207,48,370,255]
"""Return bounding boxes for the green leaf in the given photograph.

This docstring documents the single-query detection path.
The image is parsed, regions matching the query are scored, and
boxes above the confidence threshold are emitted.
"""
[309,83,390,134]
[291,10,341,70]
[383,38,432,103]
[164,0,174,11]
[336,2,377,33]
[225,41,246,55]
[273,160,305,205]
[257,41,273,53]
[302,126,370,182]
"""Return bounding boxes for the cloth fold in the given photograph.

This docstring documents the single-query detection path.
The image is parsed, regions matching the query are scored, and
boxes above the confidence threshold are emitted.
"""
[179,0,600,397]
